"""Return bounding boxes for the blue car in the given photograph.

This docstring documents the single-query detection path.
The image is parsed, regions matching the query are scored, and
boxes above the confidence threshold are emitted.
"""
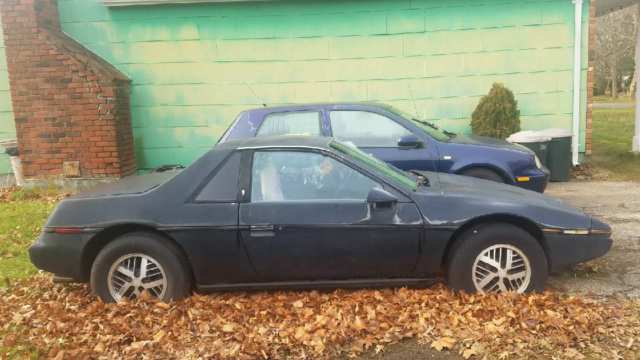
[220,103,550,192]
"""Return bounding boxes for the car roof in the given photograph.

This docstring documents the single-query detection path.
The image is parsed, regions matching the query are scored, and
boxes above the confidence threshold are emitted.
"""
[241,102,395,114]
[215,135,333,151]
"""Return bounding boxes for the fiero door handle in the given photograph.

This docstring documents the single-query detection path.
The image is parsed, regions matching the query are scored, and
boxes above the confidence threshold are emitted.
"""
[250,225,275,237]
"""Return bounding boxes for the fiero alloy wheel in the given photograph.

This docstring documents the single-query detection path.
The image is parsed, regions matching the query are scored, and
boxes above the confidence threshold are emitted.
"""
[90,232,192,303]
[447,223,548,293]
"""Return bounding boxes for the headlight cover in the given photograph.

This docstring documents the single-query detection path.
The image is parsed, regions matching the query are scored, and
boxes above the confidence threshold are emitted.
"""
[534,155,543,169]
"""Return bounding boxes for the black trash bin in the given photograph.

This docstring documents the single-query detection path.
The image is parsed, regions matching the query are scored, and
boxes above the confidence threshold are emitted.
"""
[507,131,551,167]
[539,128,572,182]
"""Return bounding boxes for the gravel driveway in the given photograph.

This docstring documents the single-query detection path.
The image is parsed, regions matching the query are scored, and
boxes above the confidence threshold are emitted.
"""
[546,181,640,298]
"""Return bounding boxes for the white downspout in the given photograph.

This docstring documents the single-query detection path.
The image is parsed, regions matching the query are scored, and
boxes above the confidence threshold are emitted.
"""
[571,0,584,165]
[632,3,640,153]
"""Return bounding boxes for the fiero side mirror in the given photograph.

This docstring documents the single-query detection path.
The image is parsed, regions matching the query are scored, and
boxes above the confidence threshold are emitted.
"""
[366,187,398,209]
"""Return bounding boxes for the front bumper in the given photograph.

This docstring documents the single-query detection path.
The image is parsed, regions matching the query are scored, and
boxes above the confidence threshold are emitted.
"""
[29,231,93,281]
[544,232,612,272]
[515,166,550,193]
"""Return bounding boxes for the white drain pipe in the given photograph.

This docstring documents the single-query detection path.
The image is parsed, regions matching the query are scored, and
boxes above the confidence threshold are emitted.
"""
[633,3,640,153]
[571,0,584,165]
[10,155,24,187]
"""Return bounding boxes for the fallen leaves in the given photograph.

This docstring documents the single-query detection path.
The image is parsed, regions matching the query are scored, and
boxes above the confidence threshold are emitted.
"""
[0,276,639,359]
[431,336,456,351]
[0,186,69,203]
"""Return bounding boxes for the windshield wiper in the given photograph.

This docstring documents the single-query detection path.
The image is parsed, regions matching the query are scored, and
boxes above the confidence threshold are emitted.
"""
[409,170,430,187]
[412,118,438,129]
[412,118,456,138]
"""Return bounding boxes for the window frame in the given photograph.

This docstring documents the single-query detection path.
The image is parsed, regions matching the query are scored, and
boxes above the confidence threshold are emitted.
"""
[328,110,415,148]
[245,148,386,204]
[255,110,323,138]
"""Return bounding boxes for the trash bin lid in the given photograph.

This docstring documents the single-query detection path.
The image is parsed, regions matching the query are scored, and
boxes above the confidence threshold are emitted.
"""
[538,128,573,139]
[506,131,551,143]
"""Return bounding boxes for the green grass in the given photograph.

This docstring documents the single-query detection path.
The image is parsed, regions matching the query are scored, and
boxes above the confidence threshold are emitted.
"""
[593,95,636,103]
[0,195,56,285]
[591,107,640,181]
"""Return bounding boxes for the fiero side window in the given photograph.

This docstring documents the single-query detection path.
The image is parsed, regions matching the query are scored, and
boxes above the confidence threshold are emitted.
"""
[195,152,241,202]
[250,150,379,202]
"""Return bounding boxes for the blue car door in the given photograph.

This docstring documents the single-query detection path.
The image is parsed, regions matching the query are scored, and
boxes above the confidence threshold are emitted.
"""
[326,109,438,172]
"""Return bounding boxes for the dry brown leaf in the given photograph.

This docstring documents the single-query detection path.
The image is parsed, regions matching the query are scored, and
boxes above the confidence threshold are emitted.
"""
[154,301,170,310]
[153,330,166,342]
[93,342,105,353]
[431,336,456,351]
[462,347,476,359]
[352,316,367,331]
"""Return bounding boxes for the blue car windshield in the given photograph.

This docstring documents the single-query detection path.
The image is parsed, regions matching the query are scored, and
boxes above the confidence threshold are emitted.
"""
[330,140,418,191]
[384,105,454,142]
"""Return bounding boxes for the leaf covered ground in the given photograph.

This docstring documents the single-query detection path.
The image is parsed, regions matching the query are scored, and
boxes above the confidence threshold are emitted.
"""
[1,276,639,359]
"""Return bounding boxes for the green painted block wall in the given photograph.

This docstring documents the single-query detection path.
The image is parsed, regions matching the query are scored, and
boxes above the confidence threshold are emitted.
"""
[0,14,15,175]
[57,0,590,170]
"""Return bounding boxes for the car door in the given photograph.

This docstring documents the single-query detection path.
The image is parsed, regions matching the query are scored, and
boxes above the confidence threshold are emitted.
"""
[238,149,422,281]
[328,110,438,172]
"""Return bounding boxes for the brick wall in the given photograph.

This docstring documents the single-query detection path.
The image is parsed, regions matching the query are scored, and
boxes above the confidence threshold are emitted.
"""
[0,0,135,178]
[586,0,596,155]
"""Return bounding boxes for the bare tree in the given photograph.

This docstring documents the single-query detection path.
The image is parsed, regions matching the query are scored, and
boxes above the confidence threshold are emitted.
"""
[595,5,637,98]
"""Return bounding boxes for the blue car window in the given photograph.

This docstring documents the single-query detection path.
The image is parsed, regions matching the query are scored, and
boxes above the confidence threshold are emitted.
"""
[330,140,418,191]
[256,111,321,137]
[250,151,379,202]
[329,110,412,147]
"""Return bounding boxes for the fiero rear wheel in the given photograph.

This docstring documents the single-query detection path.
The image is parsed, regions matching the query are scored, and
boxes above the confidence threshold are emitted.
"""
[90,232,191,303]
[447,223,548,293]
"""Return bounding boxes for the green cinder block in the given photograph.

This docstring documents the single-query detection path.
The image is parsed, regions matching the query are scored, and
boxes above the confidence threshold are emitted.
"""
[329,81,368,102]
[387,9,425,34]
[330,36,402,59]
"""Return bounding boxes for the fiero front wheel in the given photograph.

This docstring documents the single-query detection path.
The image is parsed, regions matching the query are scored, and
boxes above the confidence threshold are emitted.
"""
[447,223,548,293]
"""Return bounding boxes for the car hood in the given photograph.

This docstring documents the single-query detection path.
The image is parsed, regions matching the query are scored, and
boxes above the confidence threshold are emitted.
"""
[437,172,564,206]
[448,134,532,154]
[414,171,589,228]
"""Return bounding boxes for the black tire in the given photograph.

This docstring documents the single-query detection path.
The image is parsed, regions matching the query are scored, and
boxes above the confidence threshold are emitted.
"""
[447,223,548,293]
[460,167,505,183]
[90,232,192,303]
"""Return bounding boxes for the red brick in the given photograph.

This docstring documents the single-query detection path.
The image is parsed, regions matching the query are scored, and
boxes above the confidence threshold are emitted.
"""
[0,0,135,178]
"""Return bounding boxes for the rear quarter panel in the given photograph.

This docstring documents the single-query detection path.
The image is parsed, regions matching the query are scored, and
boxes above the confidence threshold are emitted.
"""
[45,148,256,285]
